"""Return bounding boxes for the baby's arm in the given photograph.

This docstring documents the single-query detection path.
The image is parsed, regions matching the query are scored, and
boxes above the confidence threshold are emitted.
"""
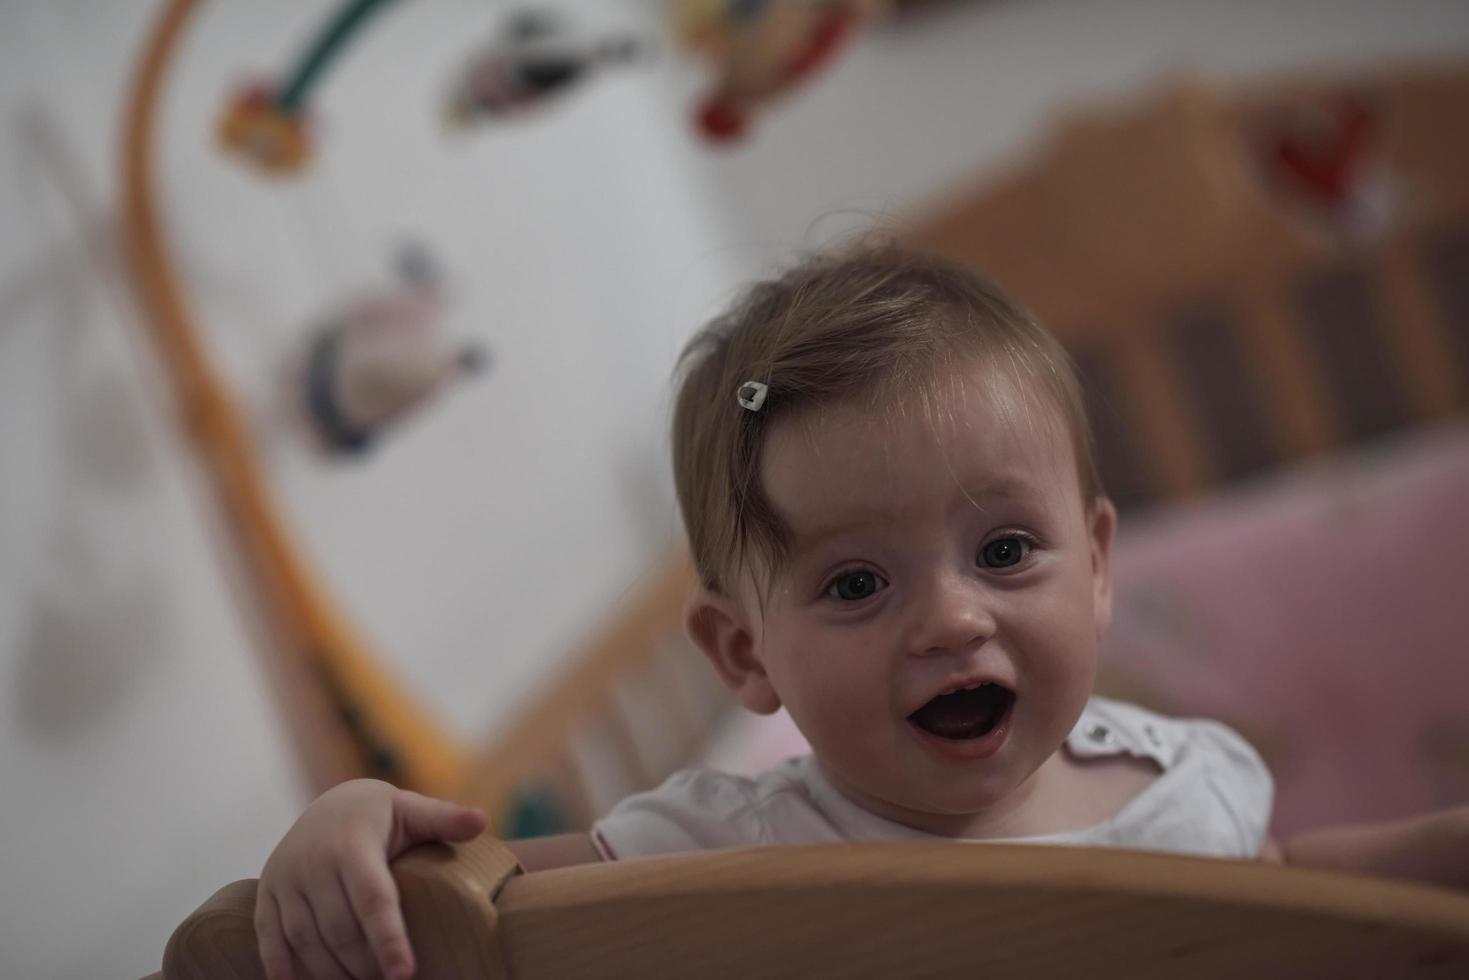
[1271,805,1469,890]
[255,779,599,980]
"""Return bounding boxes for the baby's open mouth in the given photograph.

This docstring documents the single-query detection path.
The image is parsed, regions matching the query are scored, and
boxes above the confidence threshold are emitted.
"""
[909,683,1014,740]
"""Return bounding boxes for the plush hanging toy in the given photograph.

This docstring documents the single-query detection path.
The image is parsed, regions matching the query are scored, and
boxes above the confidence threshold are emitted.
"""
[445,8,648,126]
[299,245,486,457]
[678,0,889,144]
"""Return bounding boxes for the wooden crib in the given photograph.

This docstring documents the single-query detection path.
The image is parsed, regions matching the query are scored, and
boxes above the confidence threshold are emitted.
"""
[141,59,1469,979]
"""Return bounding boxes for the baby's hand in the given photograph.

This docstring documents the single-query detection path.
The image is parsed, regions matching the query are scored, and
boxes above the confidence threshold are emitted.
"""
[255,778,487,980]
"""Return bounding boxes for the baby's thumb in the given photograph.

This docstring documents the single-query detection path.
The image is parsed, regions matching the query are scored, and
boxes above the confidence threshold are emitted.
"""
[395,792,488,848]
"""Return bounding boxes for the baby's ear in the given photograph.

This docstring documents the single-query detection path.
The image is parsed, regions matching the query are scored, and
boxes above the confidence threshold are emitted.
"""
[685,589,781,715]
[1088,496,1118,639]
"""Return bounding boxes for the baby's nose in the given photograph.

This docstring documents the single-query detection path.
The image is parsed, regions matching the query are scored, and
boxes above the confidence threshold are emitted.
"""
[906,571,996,657]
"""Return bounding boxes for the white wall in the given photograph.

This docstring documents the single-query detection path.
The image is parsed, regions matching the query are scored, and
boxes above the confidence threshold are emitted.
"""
[1,1,1465,977]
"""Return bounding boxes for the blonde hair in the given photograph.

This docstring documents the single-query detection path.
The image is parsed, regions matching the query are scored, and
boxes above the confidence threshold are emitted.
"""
[672,242,1102,596]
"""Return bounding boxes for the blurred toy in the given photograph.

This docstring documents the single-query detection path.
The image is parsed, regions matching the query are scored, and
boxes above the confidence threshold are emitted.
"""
[217,81,315,176]
[218,0,401,175]
[445,8,648,126]
[1256,91,1394,241]
[677,0,889,144]
[300,245,486,456]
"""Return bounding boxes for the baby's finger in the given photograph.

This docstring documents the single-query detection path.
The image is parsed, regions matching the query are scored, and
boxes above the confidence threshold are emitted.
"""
[315,876,382,979]
[255,893,297,980]
[276,890,355,980]
[341,855,414,980]
[395,792,486,845]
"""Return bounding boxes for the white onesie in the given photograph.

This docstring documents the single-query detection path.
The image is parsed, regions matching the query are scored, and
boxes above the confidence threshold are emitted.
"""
[591,697,1273,861]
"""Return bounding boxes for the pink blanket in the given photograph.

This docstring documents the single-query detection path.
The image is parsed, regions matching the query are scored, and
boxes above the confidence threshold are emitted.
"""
[1101,424,1469,835]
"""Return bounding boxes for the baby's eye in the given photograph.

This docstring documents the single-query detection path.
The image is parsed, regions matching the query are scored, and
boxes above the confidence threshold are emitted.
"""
[979,536,1031,569]
[827,570,887,601]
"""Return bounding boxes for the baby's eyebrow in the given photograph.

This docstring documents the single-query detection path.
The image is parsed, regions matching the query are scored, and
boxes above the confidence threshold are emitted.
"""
[786,513,896,552]
[955,480,1041,509]
[788,480,1042,549]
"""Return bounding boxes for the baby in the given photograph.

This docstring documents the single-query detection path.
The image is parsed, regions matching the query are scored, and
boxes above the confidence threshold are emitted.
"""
[254,244,1468,980]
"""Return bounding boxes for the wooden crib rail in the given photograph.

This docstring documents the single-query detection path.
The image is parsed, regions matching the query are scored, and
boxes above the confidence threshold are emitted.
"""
[154,836,1469,979]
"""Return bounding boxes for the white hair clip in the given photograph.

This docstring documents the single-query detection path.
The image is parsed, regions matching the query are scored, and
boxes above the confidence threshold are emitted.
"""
[737,380,768,412]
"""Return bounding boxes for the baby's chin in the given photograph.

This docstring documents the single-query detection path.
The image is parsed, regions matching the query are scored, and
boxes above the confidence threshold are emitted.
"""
[900,780,1034,825]
[830,761,1041,835]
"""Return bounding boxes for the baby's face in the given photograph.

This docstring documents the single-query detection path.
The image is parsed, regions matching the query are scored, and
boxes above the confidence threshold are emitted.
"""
[740,360,1113,831]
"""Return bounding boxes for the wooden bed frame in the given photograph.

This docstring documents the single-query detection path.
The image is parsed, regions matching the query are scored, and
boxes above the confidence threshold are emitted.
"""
[152,835,1469,978]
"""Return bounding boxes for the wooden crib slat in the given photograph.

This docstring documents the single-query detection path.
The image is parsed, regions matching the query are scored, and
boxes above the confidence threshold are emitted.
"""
[1294,261,1417,444]
[609,668,689,788]
[1165,298,1281,484]
[547,748,597,831]
[1423,226,1469,379]
[1234,277,1338,459]
[1113,329,1210,500]
[564,716,646,820]
[1377,233,1465,417]
[645,639,710,752]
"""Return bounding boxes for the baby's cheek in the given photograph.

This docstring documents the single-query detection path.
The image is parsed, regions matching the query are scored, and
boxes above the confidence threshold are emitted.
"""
[803,680,865,727]
[1012,601,1097,723]
[790,676,884,749]
[1027,585,1100,656]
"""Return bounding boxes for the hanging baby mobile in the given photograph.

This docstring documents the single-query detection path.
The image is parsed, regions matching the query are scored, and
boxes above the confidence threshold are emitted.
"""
[217,0,892,175]
[217,0,892,455]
